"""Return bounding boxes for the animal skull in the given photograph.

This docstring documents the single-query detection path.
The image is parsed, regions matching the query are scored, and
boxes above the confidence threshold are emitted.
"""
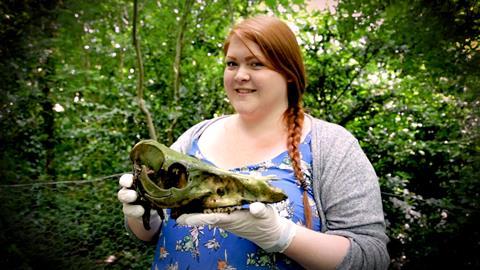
[129,139,287,226]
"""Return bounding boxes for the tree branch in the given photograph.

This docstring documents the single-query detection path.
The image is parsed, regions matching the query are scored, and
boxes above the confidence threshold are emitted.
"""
[133,0,157,141]
[166,0,194,145]
[338,92,393,126]
[331,42,378,105]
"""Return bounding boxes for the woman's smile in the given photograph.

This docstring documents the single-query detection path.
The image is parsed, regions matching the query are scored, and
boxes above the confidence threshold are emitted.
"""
[235,88,257,94]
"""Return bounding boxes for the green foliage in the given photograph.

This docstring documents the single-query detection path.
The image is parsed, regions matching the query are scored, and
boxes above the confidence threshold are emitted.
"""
[0,181,154,269]
[332,0,480,268]
[0,0,478,269]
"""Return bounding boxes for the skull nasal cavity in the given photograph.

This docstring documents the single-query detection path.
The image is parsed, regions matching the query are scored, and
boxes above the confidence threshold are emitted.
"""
[216,188,225,196]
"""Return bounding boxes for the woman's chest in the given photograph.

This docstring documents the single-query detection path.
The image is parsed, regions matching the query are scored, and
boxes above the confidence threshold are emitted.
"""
[198,133,288,170]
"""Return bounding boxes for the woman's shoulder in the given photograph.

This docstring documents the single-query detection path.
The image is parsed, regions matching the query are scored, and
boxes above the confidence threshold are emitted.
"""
[170,115,230,152]
[308,115,373,177]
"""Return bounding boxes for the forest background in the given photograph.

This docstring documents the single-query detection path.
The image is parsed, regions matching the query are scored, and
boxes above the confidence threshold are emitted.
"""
[0,0,478,269]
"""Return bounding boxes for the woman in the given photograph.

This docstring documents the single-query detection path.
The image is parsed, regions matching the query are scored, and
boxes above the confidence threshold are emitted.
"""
[118,15,389,270]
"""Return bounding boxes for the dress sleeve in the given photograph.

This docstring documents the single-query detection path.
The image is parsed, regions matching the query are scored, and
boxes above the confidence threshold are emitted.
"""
[313,121,390,270]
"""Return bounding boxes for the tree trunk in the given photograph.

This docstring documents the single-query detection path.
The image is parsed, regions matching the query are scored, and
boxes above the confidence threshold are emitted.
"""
[39,58,56,179]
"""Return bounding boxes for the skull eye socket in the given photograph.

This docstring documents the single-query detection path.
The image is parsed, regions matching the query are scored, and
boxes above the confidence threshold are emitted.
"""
[216,188,225,196]
[165,163,188,189]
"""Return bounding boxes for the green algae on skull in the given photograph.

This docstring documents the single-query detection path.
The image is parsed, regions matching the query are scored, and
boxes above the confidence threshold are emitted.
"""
[129,139,287,218]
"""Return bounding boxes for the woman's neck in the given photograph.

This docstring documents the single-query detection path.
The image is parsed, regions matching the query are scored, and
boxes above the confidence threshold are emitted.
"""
[231,111,287,139]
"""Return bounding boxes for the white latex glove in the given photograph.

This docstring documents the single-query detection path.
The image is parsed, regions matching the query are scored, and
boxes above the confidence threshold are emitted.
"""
[117,173,159,225]
[176,202,296,253]
[118,173,144,218]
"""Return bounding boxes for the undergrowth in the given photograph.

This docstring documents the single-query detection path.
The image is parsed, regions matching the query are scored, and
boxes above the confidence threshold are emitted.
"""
[0,180,154,269]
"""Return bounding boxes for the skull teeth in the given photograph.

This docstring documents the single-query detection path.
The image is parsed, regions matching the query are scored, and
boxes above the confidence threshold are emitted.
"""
[203,206,242,214]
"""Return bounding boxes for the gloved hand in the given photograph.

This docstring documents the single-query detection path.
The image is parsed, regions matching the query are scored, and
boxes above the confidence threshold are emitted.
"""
[117,173,160,228]
[176,202,297,253]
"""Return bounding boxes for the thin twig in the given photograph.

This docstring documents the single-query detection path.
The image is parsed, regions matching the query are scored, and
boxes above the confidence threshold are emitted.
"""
[0,173,127,188]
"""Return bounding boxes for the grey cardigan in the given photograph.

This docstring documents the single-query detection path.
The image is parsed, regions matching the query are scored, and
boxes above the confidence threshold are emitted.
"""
[171,115,390,270]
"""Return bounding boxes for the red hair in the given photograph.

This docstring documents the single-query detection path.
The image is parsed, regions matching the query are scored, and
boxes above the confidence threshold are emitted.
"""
[224,16,312,229]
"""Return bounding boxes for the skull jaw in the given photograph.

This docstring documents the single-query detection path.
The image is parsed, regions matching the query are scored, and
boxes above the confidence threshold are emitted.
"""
[168,202,244,219]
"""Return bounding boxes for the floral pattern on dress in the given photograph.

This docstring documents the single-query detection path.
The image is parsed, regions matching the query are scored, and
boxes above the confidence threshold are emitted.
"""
[246,249,277,268]
[217,250,237,270]
[273,198,295,219]
[174,225,203,259]
[158,246,169,259]
[205,238,221,251]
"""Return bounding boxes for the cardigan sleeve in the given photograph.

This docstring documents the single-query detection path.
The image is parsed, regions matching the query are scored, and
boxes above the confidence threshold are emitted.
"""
[170,125,196,153]
[170,119,211,153]
[312,119,390,270]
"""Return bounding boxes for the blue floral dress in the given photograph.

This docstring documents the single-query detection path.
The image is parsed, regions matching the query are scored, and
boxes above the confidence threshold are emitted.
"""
[152,133,321,270]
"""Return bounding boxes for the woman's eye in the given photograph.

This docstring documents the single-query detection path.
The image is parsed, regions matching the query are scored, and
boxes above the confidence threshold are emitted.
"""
[250,62,264,68]
[226,61,237,67]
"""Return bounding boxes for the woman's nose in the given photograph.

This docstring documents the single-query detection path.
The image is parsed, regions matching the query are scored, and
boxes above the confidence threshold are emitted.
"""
[234,66,250,82]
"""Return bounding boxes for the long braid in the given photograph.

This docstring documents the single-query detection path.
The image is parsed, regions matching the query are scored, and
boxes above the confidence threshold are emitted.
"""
[285,106,312,229]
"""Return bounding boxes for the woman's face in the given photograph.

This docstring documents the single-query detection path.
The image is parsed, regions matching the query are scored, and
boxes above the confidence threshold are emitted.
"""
[224,35,288,120]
